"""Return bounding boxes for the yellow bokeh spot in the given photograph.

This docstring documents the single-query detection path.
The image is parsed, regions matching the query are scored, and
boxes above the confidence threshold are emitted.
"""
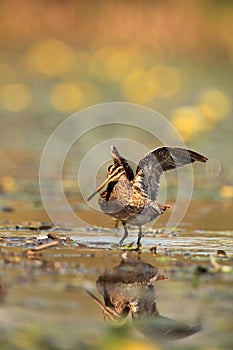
[118,340,158,350]
[90,46,145,82]
[50,82,84,113]
[171,106,202,140]
[77,81,101,106]
[27,39,75,77]
[149,65,181,98]
[220,185,233,199]
[122,64,180,103]
[199,88,231,119]
[0,83,31,112]
[122,70,157,104]
[197,103,219,122]
[103,339,159,350]
[0,176,18,193]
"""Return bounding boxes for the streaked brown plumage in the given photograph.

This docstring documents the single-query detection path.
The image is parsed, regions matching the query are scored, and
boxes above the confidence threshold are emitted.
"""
[88,145,207,248]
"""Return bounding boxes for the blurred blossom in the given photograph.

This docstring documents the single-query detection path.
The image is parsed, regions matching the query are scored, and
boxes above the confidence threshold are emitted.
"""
[50,82,84,113]
[0,83,31,112]
[89,46,145,82]
[121,64,180,103]
[27,39,75,77]
[76,81,101,106]
[0,176,18,193]
[101,339,157,350]
[122,69,157,104]
[0,0,232,188]
[149,65,181,98]
[197,103,219,122]
[171,106,202,140]
[198,88,231,119]
[171,88,231,141]
[220,185,233,199]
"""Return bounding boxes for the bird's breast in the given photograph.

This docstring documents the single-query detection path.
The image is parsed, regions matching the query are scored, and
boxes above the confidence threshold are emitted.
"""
[99,184,161,225]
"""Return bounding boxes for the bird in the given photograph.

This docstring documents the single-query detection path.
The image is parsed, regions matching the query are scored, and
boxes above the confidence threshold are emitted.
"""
[87,145,207,249]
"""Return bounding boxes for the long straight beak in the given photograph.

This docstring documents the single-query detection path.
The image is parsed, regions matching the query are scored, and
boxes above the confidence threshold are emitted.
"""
[87,166,124,201]
[87,176,112,201]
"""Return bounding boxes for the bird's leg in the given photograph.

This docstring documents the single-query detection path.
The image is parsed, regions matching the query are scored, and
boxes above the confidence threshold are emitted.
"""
[119,221,129,246]
[136,225,143,250]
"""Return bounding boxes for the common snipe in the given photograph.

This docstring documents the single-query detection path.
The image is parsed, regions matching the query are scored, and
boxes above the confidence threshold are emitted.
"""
[88,146,207,248]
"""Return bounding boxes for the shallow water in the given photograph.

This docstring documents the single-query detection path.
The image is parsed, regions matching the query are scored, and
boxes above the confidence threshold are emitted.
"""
[0,200,232,349]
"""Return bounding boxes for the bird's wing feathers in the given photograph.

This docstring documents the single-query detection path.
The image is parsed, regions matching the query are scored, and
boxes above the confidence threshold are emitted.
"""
[111,145,134,180]
[134,147,207,200]
[149,147,208,171]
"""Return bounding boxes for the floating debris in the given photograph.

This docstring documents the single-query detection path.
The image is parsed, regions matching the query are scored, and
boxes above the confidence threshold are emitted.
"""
[16,221,54,231]
[150,245,157,255]
[217,249,227,257]
[210,255,232,273]
[26,241,60,256]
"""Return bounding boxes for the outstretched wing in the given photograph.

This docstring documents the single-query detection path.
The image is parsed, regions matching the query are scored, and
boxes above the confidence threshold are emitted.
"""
[134,147,207,200]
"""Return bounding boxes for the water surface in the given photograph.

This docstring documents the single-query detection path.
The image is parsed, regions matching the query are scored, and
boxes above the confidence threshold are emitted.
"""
[0,200,232,349]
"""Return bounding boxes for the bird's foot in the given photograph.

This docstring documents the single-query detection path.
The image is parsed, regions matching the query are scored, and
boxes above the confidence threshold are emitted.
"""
[111,242,134,250]
[159,204,171,213]
[119,242,141,251]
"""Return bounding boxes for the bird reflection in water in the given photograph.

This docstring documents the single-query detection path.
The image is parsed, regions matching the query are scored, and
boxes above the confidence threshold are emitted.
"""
[86,252,201,341]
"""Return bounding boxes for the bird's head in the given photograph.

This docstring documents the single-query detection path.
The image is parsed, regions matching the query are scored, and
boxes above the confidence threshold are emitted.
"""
[87,163,124,201]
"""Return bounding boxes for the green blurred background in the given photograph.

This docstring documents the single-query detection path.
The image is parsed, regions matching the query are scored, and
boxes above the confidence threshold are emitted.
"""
[0,0,232,201]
